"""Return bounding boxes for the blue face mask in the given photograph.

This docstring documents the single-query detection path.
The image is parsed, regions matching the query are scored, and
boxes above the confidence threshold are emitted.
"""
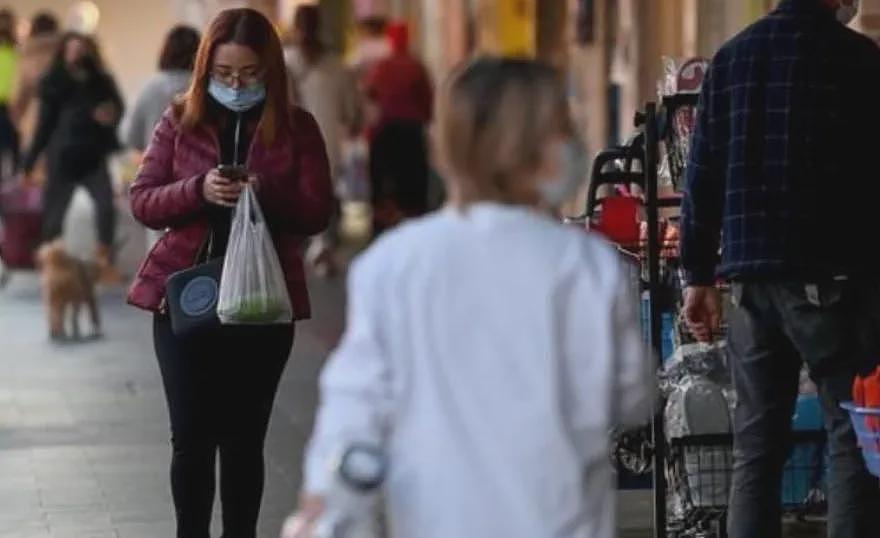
[208,78,266,112]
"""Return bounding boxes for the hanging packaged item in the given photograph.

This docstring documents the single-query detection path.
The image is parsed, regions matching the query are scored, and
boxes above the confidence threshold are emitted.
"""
[665,374,732,511]
[217,184,293,325]
[656,57,710,192]
[660,342,732,401]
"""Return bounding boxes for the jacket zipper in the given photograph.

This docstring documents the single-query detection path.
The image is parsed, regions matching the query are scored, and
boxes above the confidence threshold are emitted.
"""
[159,112,259,315]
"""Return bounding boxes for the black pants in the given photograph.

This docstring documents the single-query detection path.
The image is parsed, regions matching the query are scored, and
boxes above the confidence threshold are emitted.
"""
[42,164,115,246]
[726,281,880,538]
[369,120,429,236]
[153,316,294,538]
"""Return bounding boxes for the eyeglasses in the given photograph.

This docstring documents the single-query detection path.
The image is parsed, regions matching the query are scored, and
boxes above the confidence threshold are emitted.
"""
[210,67,264,86]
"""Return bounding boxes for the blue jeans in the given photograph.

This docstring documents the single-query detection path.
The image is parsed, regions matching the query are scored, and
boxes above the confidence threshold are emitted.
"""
[726,282,880,538]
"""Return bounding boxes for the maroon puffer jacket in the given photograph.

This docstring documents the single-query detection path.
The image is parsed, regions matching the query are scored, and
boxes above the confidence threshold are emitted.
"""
[126,105,333,319]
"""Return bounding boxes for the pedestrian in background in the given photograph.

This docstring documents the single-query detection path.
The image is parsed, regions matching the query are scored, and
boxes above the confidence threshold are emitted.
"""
[681,0,880,536]
[126,8,333,537]
[10,11,59,186]
[121,25,199,251]
[285,5,360,277]
[21,33,124,284]
[121,25,199,157]
[364,21,432,236]
[288,57,653,538]
[0,8,19,176]
[347,15,389,131]
[347,15,389,84]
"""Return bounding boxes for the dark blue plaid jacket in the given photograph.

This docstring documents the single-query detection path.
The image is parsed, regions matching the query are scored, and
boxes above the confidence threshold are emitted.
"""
[681,0,880,285]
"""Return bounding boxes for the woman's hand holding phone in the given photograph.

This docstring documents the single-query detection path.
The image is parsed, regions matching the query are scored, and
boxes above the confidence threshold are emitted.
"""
[203,167,245,208]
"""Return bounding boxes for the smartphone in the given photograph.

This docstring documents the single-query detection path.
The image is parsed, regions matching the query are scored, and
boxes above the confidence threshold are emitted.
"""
[217,164,248,182]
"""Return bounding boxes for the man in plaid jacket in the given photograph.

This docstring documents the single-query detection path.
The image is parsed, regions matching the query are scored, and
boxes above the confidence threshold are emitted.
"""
[681,1,880,536]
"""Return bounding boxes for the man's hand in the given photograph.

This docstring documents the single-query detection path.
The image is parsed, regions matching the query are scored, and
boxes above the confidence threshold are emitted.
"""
[683,285,722,342]
[280,494,325,538]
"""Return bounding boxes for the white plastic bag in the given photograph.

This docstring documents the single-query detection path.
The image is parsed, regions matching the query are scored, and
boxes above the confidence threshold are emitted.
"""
[217,184,293,325]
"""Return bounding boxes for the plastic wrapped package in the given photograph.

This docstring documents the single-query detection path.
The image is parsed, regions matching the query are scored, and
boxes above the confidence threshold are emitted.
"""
[657,57,710,191]
[660,341,732,399]
[217,185,293,325]
[661,342,734,516]
[657,56,709,99]
[665,374,732,511]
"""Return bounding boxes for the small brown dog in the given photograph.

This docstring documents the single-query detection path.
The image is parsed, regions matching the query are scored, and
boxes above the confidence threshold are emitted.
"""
[35,240,102,341]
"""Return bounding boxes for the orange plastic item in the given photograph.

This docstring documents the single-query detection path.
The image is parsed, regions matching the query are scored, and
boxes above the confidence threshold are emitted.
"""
[853,366,880,431]
[592,196,641,246]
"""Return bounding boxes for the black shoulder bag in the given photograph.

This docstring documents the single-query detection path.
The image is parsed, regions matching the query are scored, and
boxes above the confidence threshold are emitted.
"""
[165,232,224,337]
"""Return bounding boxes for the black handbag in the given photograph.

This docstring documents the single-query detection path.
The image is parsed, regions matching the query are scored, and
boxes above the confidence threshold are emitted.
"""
[165,232,223,337]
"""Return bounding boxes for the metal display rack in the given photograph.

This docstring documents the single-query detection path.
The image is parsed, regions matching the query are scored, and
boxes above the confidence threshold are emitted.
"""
[574,95,827,538]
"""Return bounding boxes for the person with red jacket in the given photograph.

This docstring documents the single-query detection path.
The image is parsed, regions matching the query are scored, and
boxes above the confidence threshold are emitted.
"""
[364,22,433,235]
[126,9,333,537]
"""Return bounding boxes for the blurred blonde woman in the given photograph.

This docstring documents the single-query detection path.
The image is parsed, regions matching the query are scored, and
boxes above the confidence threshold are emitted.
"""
[286,57,653,538]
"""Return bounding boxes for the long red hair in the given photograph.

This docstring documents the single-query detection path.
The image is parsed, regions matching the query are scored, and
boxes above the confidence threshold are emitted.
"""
[179,8,289,144]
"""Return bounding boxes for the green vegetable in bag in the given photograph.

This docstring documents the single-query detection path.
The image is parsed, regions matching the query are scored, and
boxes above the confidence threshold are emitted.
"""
[225,294,285,323]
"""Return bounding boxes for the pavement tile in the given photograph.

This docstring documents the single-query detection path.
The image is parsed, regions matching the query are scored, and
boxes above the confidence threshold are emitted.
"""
[44,509,113,531]
[0,489,42,512]
[39,488,105,510]
[113,522,174,538]
[50,529,117,538]
[3,528,52,538]
[0,516,50,535]
[107,508,170,526]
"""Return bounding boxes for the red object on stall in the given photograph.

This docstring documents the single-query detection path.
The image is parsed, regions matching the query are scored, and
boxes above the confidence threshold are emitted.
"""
[592,196,641,247]
[853,366,880,433]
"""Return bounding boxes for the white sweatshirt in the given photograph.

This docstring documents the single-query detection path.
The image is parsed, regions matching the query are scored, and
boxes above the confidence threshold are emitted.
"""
[304,203,654,538]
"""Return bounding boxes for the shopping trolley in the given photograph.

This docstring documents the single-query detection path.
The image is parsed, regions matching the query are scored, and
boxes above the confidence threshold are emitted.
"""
[568,94,829,537]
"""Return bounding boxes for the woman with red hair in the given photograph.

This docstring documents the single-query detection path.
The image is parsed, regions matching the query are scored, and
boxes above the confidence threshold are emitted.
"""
[126,8,333,537]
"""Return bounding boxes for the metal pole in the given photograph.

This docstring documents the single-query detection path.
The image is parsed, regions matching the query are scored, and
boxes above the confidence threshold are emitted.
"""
[643,102,668,538]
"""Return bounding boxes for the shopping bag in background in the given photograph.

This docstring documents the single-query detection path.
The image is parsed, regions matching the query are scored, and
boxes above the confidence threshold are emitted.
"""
[0,175,43,270]
[217,184,293,325]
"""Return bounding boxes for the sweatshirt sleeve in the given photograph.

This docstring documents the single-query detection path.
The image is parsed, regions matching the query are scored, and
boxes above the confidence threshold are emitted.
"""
[303,252,393,495]
[560,243,655,458]
[608,274,656,428]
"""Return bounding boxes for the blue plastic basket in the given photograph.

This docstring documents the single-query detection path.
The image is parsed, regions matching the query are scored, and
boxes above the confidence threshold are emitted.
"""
[840,402,880,478]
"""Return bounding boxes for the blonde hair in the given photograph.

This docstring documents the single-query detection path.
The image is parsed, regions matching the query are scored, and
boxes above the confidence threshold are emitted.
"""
[436,57,573,207]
